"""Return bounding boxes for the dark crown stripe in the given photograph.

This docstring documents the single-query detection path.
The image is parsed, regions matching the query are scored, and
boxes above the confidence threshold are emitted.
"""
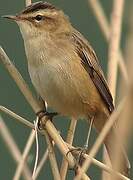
[22,1,57,14]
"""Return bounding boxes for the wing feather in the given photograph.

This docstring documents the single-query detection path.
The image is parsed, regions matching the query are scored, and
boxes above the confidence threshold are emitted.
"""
[71,30,114,113]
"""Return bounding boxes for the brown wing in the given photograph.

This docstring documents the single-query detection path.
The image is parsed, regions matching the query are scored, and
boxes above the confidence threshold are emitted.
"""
[71,30,114,113]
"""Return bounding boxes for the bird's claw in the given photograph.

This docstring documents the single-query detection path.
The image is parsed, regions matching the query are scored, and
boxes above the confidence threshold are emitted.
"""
[66,147,87,172]
[36,111,58,130]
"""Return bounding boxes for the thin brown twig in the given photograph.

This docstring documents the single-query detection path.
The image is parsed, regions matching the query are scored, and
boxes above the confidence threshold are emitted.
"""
[0,116,32,180]
[1,101,62,180]
[74,98,126,180]
[60,118,77,179]
[13,130,36,180]
[0,105,58,179]
[0,47,89,179]
[88,0,128,84]
[0,105,129,178]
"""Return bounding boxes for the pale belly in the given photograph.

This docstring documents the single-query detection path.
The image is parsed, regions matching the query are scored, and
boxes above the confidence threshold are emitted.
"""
[28,59,102,119]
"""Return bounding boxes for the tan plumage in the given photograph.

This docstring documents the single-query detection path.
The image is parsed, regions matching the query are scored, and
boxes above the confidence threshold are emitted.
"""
[4,1,130,176]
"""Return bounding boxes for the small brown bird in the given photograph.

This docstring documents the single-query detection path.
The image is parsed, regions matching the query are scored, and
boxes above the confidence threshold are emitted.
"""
[3,1,130,175]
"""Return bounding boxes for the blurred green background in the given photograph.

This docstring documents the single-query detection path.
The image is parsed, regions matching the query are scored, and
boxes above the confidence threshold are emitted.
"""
[0,0,133,179]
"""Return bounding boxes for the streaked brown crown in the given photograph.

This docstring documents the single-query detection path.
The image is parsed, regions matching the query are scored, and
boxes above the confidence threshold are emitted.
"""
[21,1,58,14]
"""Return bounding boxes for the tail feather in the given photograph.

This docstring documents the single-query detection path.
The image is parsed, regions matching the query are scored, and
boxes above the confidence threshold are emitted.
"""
[93,111,130,177]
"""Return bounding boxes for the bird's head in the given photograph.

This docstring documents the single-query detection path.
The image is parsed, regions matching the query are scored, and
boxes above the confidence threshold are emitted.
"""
[3,1,72,39]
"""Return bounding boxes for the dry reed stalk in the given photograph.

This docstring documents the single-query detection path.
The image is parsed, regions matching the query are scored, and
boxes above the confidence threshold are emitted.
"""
[110,10,133,178]
[74,98,126,180]
[0,106,34,129]
[0,105,111,171]
[110,96,132,179]
[104,0,124,178]
[0,104,56,179]
[13,130,36,180]
[102,148,112,180]
[44,131,61,180]
[0,106,110,172]
[67,144,129,180]
[34,148,49,179]
[0,116,32,180]
[88,1,125,179]
[60,118,77,179]
[88,0,128,83]
[0,47,90,179]
[1,105,128,179]
[107,0,124,100]
[124,6,133,83]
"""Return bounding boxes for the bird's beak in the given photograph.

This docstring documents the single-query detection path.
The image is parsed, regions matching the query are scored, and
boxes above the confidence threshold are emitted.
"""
[2,15,20,21]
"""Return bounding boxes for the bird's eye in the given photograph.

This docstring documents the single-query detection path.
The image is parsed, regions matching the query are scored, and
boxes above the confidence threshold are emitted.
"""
[35,15,43,21]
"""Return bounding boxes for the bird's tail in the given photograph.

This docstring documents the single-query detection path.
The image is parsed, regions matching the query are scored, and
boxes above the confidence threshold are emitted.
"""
[94,111,130,177]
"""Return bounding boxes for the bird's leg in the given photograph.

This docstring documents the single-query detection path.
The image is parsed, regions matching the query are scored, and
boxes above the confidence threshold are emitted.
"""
[84,116,94,150]
[77,116,94,167]
[67,116,94,172]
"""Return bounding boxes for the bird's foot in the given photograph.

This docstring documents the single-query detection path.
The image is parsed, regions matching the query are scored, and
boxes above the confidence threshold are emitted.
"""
[36,111,58,130]
[67,147,87,172]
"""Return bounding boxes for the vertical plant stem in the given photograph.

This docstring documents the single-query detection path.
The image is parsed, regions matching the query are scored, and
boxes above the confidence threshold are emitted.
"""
[107,0,125,100]
[13,130,36,180]
[104,0,124,177]
[60,119,77,179]
[88,0,128,83]
[110,96,131,179]
[0,116,32,180]
[34,149,49,179]
[44,131,61,180]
